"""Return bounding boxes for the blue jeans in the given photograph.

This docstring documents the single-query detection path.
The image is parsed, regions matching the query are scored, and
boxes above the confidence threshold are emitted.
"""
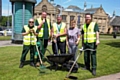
[68,44,77,61]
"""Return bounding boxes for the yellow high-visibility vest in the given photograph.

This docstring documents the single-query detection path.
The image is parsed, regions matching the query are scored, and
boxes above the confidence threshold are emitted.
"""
[83,22,96,43]
[53,22,66,42]
[37,18,50,38]
[23,25,37,45]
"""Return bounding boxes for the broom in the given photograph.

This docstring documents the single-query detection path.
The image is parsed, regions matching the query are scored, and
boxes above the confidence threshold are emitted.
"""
[35,44,46,73]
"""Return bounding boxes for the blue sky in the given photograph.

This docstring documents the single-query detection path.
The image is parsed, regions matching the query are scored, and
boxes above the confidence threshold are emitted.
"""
[2,0,120,16]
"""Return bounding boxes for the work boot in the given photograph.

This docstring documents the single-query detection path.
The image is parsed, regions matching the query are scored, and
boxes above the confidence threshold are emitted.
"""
[19,62,24,68]
[30,62,35,67]
[36,62,40,67]
[92,69,96,76]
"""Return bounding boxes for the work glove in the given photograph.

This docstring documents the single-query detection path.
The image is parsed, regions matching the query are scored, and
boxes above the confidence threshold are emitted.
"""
[79,46,84,51]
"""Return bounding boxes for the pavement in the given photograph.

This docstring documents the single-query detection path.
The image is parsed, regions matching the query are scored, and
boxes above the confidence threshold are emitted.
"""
[88,73,120,80]
[0,40,22,47]
[0,40,120,80]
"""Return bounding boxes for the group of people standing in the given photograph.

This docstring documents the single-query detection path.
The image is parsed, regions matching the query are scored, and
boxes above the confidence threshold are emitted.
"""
[19,11,100,76]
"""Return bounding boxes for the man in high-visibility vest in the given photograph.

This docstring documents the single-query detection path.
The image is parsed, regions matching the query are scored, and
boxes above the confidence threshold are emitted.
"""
[81,13,100,76]
[35,12,52,67]
[52,15,67,55]
[19,18,39,68]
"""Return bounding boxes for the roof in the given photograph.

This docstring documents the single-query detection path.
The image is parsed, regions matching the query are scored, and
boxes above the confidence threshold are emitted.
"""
[66,5,81,10]
[64,6,100,13]
[110,16,120,26]
[9,0,37,3]
[64,5,81,12]
[84,8,99,14]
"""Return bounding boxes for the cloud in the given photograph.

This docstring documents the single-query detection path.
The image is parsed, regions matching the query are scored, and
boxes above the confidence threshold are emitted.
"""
[63,0,72,4]
[2,9,12,16]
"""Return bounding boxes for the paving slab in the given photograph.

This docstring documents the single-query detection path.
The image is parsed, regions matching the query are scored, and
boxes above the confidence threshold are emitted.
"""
[88,73,120,80]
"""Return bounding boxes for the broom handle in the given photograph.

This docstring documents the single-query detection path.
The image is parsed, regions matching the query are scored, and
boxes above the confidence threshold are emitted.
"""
[66,51,82,78]
[36,45,43,64]
[52,35,59,54]
[66,49,96,77]
[55,38,59,54]
[79,49,96,51]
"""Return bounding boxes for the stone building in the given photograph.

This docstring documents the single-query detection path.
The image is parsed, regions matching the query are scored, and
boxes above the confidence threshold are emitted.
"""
[110,16,120,33]
[34,0,109,33]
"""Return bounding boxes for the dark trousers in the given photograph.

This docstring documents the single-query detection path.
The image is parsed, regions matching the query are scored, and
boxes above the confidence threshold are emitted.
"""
[52,41,66,54]
[20,45,36,63]
[84,42,97,69]
[36,38,48,61]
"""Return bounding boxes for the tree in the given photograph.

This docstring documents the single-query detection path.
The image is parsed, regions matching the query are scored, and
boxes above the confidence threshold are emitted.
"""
[0,16,12,27]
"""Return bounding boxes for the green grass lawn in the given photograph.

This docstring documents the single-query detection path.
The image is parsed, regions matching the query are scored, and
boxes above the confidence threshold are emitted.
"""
[100,34,120,40]
[0,36,11,41]
[0,39,120,80]
[0,34,119,41]
[0,35,119,41]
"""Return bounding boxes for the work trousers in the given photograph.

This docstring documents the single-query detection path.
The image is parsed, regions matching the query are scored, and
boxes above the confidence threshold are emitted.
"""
[36,38,48,61]
[52,40,66,54]
[20,45,36,63]
[84,42,97,70]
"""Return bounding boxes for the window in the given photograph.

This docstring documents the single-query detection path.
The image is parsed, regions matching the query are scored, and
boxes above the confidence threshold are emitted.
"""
[70,16,75,21]
[34,13,37,15]
[77,16,80,23]
[70,16,75,24]
[93,17,97,22]
[62,15,67,21]
[39,13,41,15]
[42,5,47,12]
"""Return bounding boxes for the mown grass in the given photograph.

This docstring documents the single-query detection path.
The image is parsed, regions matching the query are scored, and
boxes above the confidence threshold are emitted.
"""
[0,34,119,41]
[0,36,11,41]
[0,35,119,41]
[100,34,120,39]
[0,39,120,80]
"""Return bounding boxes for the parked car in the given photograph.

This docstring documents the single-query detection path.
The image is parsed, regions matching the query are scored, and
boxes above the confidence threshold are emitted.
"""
[0,28,12,36]
[6,28,12,36]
